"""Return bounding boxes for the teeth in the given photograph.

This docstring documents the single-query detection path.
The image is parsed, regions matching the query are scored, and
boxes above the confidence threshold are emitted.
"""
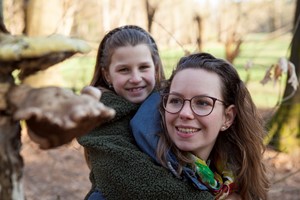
[177,127,198,133]
[129,87,142,92]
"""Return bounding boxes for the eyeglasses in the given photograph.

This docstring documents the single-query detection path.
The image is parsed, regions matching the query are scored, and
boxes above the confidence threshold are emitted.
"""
[162,93,227,116]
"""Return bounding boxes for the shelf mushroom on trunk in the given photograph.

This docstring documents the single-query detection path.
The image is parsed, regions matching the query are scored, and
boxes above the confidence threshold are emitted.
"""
[0,31,115,200]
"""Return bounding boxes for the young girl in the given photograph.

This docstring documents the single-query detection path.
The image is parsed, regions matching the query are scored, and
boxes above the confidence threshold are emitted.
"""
[77,26,213,200]
[131,53,270,200]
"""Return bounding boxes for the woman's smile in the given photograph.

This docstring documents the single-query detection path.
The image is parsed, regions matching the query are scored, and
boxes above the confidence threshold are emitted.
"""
[176,126,201,138]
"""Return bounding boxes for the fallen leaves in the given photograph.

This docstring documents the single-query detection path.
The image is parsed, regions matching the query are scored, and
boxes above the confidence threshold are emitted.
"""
[260,57,299,98]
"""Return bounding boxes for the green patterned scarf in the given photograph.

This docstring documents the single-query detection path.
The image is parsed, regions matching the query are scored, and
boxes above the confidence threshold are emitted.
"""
[192,154,237,199]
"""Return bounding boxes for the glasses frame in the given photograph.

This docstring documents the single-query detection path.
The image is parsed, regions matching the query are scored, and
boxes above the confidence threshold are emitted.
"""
[162,93,227,117]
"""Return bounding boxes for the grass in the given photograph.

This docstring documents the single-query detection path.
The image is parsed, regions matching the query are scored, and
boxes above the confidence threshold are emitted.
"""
[58,33,292,109]
[58,55,95,91]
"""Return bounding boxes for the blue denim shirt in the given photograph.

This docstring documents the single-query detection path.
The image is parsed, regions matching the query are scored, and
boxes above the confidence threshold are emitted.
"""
[130,92,208,191]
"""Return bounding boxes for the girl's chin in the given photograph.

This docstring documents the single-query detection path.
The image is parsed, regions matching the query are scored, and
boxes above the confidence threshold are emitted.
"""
[126,93,150,103]
[126,96,147,104]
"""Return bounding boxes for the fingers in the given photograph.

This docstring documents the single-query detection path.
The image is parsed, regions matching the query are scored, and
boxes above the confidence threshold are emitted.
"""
[81,86,101,100]
[10,86,115,149]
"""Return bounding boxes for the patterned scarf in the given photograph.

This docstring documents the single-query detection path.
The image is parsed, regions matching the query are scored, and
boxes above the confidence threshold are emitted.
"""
[192,154,237,200]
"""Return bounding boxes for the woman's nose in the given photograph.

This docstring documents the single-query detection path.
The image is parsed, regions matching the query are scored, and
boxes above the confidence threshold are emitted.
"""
[179,101,194,119]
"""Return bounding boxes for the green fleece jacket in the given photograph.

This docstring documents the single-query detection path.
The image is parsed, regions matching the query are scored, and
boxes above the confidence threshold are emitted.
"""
[77,92,213,200]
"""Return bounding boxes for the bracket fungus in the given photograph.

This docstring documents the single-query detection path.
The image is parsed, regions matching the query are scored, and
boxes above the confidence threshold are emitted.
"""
[8,85,115,149]
[0,33,91,79]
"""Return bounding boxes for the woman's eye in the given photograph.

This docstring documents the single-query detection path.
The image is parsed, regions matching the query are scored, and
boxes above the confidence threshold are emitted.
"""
[194,99,212,107]
[169,97,182,105]
[197,101,209,106]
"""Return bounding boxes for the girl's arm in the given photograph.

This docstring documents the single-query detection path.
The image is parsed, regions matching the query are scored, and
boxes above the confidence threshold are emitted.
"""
[79,92,213,199]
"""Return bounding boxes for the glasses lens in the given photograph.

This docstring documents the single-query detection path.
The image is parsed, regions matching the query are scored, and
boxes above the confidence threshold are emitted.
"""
[191,96,214,116]
[163,94,216,116]
[163,94,183,114]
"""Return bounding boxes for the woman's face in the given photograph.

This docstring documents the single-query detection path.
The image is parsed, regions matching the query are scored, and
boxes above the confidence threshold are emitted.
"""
[105,44,156,103]
[165,68,228,160]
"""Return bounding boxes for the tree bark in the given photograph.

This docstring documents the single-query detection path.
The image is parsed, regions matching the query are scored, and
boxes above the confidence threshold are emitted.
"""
[25,0,63,36]
[145,0,158,33]
[23,0,73,87]
[0,1,88,198]
[267,0,300,153]
[0,70,24,199]
[0,116,23,200]
[0,0,24,198]
[194,14,202,52]
[0,0,8,33]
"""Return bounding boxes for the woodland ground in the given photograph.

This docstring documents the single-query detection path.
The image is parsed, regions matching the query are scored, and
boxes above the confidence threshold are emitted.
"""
[21,110,300,200]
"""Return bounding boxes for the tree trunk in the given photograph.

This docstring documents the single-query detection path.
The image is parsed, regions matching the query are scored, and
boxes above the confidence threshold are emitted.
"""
[0,1,80,198]
[267,0,300,153]
[0,0,24,198]
[0,116,23,200]
[0,0,8,33]
[25,0,63,36]
[194,14,202,52]
[145,0,158,33]
[23,0,74,87]
[224,2,243,64]
[0,66,24,200]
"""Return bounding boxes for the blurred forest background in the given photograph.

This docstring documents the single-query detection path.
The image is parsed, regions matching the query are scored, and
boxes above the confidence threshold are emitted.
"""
[3,0,295,93]
[1,0,299,199]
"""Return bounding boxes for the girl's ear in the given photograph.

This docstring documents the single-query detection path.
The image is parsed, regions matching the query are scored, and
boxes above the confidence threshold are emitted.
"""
[221,105,236,131]
[103,69,111,84]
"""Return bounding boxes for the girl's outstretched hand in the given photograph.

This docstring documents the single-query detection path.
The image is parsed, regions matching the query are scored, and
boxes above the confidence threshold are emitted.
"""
[8,85,115,149]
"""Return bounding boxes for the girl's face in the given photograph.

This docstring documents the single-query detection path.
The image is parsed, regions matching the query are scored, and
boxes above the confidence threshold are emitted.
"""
[105,44,156,103]
[165,68,234,160]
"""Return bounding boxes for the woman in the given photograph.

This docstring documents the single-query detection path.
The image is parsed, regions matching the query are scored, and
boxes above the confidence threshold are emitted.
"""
[132,52,270,200]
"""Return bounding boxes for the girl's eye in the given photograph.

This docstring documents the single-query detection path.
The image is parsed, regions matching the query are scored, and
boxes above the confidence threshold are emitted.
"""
[118,68,129,73]
[139,65,150,71]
